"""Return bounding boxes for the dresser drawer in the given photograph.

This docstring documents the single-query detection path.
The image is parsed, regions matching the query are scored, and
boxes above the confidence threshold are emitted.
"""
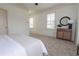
[63,31,71,40]
[56,28,72,41]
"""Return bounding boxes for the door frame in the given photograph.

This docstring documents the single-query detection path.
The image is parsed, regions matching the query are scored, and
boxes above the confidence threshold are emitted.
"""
[0,8,8,34]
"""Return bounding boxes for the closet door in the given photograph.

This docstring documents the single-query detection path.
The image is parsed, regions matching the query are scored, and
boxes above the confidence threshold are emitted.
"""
[0,9,8,34]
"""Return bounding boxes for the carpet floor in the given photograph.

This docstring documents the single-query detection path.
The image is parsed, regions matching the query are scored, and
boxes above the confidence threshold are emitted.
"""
[30,33,77,56]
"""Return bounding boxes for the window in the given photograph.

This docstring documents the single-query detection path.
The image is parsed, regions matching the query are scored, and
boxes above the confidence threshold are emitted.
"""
[29,17,33,28]
[47,13,55,29]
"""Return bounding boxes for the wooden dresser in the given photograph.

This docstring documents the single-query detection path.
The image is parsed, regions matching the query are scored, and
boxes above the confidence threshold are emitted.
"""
[56,28,72,41]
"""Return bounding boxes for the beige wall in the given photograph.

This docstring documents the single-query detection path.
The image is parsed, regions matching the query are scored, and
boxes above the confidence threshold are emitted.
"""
[76,4,79,45]
[30,4,77,41]
[0,4,29,35]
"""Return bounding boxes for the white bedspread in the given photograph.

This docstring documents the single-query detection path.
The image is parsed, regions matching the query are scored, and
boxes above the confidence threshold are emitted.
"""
[9,34,48,56]
[0,35,26,56]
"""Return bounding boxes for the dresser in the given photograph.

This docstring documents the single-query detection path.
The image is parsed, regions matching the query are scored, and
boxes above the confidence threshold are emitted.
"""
[56,28,72,41]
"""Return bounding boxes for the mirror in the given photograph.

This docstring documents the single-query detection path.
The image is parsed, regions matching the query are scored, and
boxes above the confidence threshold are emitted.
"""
[60,16,70,26]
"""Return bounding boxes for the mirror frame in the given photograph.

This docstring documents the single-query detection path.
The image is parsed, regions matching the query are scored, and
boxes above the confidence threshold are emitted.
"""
[60,16,70,26]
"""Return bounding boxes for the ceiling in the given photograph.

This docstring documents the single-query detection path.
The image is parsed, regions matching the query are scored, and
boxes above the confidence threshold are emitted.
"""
[23,3,61,13]
[13,3,63,14]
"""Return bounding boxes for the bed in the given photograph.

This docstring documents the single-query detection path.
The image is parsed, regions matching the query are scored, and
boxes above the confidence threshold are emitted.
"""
[0,35,26,56]
[9,34,48,56]
[0,34,48,56]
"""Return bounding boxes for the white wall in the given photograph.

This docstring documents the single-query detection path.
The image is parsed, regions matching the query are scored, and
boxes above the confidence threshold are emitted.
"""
[55,4,77,41]
[0,4,29,35]
[30,12,56,37]
[30,4,77,41]
[76,4,79,45]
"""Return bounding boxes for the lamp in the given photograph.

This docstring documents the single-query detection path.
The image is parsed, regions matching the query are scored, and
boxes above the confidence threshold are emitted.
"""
[68,20,73,29]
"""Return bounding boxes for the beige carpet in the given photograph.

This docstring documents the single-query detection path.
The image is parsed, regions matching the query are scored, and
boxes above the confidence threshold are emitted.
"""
[30,33,77,56]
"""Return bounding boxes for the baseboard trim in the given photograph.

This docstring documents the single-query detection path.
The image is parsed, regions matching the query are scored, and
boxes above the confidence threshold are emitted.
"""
[30,32,56,39]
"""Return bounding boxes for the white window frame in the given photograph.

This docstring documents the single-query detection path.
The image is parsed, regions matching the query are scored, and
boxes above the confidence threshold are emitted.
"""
[47,13,55,29]
[29,17,33,28]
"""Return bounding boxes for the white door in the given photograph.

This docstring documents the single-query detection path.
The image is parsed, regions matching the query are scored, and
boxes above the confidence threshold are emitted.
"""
[0,9,8,34]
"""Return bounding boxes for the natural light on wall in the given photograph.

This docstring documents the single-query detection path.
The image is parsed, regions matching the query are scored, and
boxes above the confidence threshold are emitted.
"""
[47,13,55,29]
[29,17,33,28]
